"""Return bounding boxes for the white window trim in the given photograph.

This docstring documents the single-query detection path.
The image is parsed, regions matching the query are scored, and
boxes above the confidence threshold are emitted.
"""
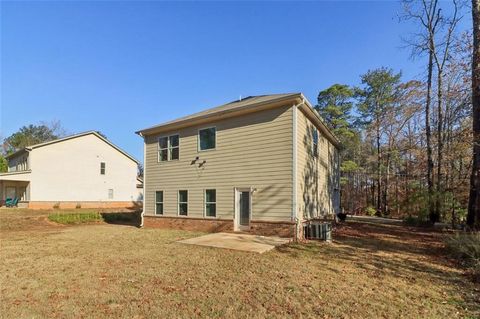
[177,190,188,217]
[157,133,180,162]
[155,190,163,215]
[234,187,253,231]
[197,126,217,152]
[312,127,319,157]
[204,189,217,218]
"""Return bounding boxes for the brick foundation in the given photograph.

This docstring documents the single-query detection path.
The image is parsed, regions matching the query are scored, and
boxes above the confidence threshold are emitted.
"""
[143,216,234,232]
[250,220,295,238]
[143,216,295,238]
[27,201,142,210]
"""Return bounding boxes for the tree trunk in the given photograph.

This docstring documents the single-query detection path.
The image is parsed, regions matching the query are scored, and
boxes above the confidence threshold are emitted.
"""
[436,70,444,220]
[467,0,480,229]
[376,120,382,214]
[384,151,391,215]
[426,48,436,223]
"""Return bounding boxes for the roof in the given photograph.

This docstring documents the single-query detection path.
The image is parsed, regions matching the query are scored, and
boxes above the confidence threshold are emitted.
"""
[136,93,301,135]
[5,131,139,163]
[136,93,341,147]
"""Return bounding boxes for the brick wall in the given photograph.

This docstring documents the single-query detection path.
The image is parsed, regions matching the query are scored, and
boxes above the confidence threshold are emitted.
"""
[143,216,295,238]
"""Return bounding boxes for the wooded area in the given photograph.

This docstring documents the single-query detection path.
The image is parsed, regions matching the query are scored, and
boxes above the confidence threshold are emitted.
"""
[316,0,480,228]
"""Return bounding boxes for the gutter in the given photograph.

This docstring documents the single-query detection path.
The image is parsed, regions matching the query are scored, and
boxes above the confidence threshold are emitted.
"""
[292,102,299,223]
[135,94,303,136]
[298,94,341,149]
[139,132,146,228]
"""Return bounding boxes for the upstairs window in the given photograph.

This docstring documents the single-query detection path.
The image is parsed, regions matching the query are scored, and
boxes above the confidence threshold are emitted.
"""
[312,129,319,157]
[158,135,179,162]
[100,162,106,175]
[199,127,216,151]
[178,190,188,216]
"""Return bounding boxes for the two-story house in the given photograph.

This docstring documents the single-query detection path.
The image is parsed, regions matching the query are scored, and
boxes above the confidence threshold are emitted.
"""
[137,93,340,239]
[0,131,142,209]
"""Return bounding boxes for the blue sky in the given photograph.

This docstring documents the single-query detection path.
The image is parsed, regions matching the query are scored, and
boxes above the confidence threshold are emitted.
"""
[0,1,471,161]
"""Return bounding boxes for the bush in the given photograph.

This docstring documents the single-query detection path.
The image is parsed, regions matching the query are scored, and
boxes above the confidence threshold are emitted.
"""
[403,215,430,227]
[337,213,347,222]
[445,232,480,282]
[48,211,140,226]
[365,206,376,216]
[48,212,102,224]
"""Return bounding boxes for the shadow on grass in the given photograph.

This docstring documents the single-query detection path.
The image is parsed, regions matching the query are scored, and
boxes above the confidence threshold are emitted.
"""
[275,220,480,313]
[100,211,141,227]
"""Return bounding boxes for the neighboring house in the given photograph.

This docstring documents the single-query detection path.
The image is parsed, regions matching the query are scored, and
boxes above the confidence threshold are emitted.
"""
[0,131,143,209]
[136,93,340,238]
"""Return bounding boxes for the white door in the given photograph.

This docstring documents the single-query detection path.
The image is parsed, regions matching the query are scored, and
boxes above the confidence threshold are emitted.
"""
[235,188,251,231]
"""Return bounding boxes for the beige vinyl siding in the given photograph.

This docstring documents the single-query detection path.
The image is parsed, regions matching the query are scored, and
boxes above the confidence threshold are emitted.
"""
[144,105,294,222]
[296,109,340,220]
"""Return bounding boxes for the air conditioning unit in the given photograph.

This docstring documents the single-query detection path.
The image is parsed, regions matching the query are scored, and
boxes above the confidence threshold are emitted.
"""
[303,222,332,241]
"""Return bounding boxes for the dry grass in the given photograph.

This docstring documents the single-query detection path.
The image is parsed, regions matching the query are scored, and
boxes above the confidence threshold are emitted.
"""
[0,208,479,318]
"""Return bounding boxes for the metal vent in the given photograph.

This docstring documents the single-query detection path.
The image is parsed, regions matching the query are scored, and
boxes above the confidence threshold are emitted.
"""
[303,222,332,241]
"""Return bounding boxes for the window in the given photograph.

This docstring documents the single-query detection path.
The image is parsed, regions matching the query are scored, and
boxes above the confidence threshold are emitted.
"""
[108,189,114,199]
[205,189,216,217]
[5,187,16,199]
[178,190,188,216]
[100,162,106,175]
[159,135,179,161]
[312,128,319,157]
[169,135,179,160]
[155,191,163,215]
[199,127,216,150]
[18,186,27,201]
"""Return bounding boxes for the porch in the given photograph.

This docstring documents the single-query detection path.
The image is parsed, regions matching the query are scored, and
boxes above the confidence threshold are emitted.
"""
[0,171,31,208]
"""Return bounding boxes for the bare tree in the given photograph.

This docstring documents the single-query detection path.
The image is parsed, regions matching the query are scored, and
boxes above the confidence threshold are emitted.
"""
[467,0,480,228]
[401,0,441,222]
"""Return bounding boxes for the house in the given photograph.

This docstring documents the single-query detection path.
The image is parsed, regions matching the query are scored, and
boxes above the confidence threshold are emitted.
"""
[0,131,143,209]
[136,93,340,238]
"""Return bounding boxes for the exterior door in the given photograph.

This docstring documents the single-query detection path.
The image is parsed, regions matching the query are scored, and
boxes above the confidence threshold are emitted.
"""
[235,188,251,231]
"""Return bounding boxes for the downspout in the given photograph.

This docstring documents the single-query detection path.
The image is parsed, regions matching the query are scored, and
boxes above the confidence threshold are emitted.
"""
[292,100,304,239]
[139,134,146,228]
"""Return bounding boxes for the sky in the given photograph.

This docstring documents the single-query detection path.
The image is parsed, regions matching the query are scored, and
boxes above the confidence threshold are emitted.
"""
[0,1,472,161]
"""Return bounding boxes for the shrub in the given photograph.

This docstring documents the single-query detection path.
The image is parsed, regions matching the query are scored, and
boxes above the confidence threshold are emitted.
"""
[403,215,430,227]
[445,232,480,282]
[48,212,102,225]
[365,206,376,216]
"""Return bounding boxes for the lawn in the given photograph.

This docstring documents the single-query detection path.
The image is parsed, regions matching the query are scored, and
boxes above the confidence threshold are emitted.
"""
[0,209,479,318]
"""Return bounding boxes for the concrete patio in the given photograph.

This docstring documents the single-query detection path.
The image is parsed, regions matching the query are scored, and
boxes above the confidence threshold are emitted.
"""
[178,232,290,253]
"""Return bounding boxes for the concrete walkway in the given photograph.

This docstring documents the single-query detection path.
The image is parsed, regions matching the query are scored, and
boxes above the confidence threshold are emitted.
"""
[348,215,404,225]
[178,232,290,253]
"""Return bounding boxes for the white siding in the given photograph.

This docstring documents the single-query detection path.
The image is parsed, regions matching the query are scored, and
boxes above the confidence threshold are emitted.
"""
[27,134,140,202]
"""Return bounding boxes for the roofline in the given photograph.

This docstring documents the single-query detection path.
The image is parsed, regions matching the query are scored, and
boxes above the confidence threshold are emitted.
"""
[135,93,303,137]
[5,131,140,164]
[297,94,341,148]
[5,148,29,160]
[0,170,32,177]
[136,93,341,148]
